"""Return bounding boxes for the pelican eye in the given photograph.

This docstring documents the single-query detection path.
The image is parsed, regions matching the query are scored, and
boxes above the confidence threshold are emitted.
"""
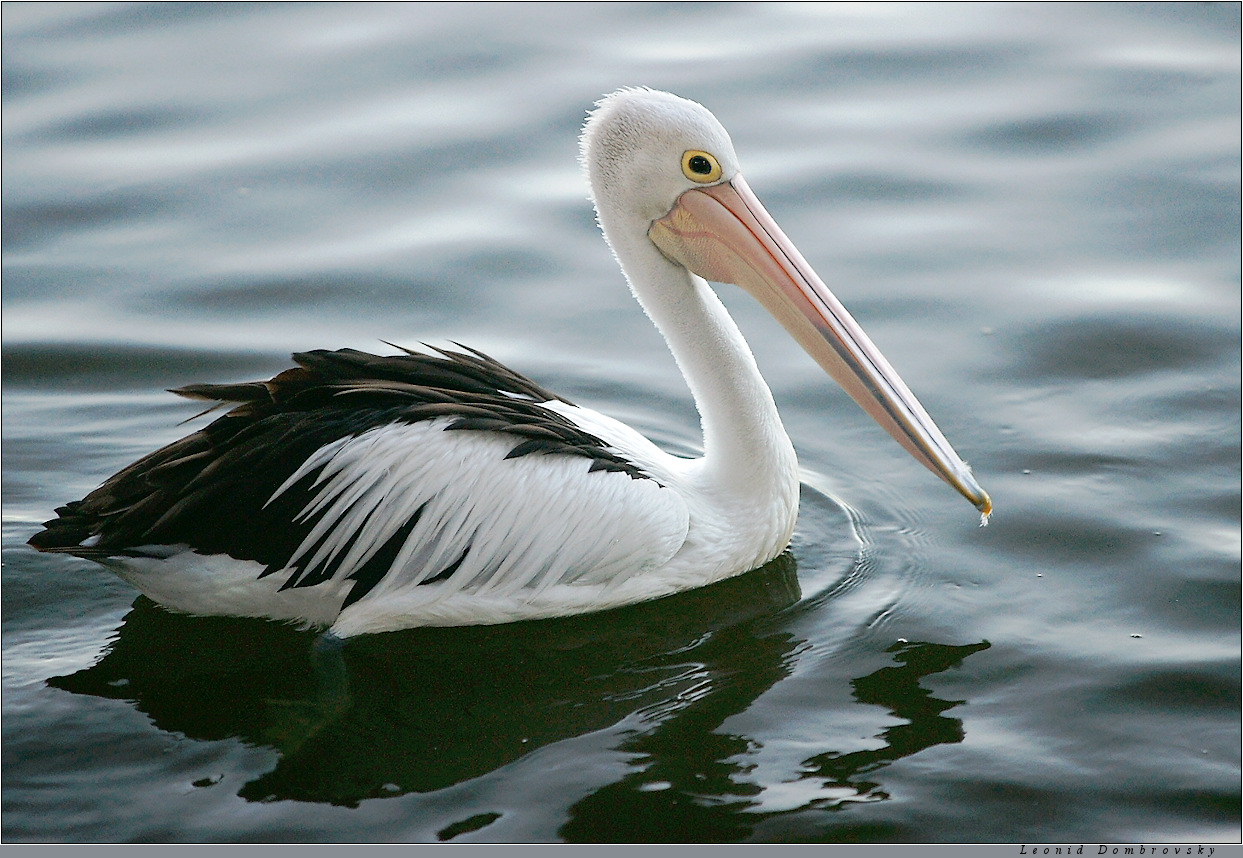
[681,150,722,183]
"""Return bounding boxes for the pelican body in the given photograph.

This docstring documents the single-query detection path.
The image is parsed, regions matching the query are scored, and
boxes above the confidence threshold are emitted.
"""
[29,89,991,636]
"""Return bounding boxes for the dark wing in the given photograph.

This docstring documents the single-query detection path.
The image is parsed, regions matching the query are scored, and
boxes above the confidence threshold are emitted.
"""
[28,345,653,606]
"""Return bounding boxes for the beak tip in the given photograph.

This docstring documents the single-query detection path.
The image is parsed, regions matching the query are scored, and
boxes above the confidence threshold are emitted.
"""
[975,491,993,526]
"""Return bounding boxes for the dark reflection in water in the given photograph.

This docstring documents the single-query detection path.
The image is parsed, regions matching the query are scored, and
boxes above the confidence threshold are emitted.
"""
[47,550,989,841]
[46,550,989,829]
[559,639,990,843]
[796,639,991,803]
[49,555,803,807]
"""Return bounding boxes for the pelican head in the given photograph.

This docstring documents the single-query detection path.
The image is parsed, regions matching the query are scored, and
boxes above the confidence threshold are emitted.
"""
[581,87,992,521]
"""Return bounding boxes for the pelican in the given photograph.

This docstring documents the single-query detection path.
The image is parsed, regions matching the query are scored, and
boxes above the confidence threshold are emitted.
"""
[28,88,991,636]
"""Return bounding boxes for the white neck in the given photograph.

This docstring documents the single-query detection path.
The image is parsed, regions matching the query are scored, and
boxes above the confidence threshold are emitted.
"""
[604,223,799,511]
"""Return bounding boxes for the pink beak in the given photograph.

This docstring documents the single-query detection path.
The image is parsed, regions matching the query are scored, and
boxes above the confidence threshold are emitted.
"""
[648,175,992,521]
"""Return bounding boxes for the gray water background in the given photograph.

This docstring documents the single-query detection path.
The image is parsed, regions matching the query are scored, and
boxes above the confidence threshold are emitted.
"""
[2,2,1239,844]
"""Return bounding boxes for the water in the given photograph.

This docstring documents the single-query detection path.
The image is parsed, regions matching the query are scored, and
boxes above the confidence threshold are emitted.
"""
[2,2,1238,844]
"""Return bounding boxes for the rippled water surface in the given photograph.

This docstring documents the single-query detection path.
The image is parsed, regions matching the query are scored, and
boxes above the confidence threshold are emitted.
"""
[3,2,1239,844]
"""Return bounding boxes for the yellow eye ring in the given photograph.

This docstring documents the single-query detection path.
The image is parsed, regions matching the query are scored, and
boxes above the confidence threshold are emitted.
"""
[681,150,722,183]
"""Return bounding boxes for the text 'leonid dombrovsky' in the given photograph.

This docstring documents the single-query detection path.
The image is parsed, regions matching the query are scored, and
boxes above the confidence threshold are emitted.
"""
[1020,848,1217,856]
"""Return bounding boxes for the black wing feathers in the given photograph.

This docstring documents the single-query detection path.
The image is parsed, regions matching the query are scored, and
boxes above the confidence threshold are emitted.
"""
[28,347,650,589]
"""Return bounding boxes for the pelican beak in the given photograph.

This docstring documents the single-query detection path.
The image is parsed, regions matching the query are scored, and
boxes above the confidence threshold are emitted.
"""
[648,175,992,522]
